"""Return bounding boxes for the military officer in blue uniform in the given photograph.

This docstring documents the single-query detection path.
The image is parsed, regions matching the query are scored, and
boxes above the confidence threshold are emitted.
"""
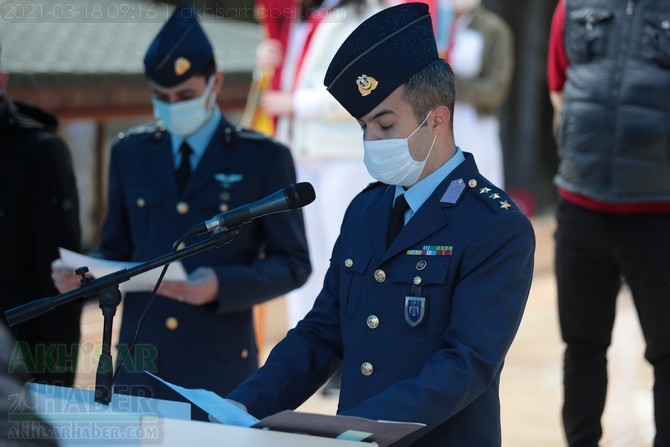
[51,5,311,420]
[226,3,535,445]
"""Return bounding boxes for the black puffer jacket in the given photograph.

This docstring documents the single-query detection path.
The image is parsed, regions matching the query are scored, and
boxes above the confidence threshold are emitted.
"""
[556,0,670,203]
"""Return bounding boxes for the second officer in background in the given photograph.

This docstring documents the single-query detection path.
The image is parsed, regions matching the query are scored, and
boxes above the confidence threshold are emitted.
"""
[51,4,311,420]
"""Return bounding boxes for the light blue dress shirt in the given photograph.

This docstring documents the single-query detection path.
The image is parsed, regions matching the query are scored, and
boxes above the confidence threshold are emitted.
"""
[394,146,466,224]
[170,107,222,171]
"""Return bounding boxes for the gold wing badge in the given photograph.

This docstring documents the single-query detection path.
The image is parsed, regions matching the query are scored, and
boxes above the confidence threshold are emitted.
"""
[356,74,378,96]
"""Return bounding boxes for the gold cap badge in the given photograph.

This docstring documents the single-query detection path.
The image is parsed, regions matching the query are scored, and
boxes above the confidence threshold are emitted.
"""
[356,74,378,96]
[174,57,191,76]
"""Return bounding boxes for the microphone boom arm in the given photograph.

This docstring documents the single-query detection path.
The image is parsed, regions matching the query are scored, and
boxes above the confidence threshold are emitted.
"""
[5,227,243,327]
[4,181,315,406]
[4,227,242,405]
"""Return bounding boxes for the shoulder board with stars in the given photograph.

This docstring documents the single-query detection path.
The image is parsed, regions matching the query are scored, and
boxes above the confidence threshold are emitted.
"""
[465,178,514,212]
[117,122,165,140]
[235,126,274,141]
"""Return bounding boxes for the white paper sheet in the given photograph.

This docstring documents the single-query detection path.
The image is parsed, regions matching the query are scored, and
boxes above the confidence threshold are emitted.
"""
[144,371,259,427]
[58,247,187,292]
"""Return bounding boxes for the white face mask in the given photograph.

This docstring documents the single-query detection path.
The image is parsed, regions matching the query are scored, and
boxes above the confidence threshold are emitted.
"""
[152,76,216,137]
[363,111,437,187]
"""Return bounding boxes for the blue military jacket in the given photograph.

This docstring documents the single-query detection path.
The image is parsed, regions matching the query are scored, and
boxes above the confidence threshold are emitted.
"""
[228,153,535,446]
[95,116,310,415]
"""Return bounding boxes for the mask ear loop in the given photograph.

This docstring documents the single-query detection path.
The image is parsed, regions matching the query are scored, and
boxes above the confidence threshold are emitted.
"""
[407,109,434,140]
[422,134,438,162]
[204,76,217,111]
[409,110,437,163]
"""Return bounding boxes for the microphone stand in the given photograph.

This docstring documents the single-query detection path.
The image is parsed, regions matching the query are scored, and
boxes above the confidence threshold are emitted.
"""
[5,227,243,405]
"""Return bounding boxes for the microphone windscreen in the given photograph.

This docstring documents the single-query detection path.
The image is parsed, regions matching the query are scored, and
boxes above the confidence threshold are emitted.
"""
[290,182,316,209]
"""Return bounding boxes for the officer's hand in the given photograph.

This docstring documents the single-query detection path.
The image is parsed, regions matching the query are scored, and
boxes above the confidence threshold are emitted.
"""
[51,259,87,293]
[157,266,218,306]
[208,399,249,424]
[225,398,248,412]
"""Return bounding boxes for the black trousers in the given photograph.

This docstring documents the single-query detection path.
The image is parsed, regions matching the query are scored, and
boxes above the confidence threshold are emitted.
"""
[555,199,670,447]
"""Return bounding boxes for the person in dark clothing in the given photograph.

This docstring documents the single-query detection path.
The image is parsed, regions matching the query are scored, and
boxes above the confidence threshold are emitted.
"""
[50,5,311,421]
[548,1,670,445]
[0,45,83,387]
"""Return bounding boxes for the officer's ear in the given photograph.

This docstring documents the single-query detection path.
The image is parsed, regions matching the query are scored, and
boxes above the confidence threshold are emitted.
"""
[212,71,225,95]
[429,105,451,135]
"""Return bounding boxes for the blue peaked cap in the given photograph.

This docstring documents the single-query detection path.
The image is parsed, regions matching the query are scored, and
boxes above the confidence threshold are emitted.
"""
[324,2,439,119]
[144,5,214,87]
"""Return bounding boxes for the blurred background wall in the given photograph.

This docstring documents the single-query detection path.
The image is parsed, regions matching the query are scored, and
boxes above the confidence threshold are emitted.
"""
[2,0,560,250]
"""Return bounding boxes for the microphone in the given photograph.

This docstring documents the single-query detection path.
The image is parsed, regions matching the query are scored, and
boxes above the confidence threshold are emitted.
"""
[185,182,315,236]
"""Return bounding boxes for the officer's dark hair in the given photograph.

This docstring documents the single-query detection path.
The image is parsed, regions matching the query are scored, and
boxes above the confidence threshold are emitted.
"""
[402,58,455,128]
[198,56,216,80]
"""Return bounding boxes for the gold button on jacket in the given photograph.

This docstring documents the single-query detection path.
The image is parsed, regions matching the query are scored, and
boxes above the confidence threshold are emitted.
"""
[176,201,190,214]
[165,317,179,330]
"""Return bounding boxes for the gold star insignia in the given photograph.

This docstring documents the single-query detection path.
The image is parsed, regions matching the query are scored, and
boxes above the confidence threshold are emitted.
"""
[500,200,512,210]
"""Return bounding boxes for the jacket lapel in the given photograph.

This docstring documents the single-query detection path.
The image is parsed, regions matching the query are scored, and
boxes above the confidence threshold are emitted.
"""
[380,156,479,262]
[358,185,394,256]
[149,137,179,195]
[382,193,449,263]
